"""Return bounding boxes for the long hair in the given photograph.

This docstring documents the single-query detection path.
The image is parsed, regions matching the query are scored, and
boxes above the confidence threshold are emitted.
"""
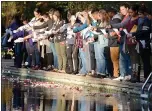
[99,9,110,23]
[53,10,61,20]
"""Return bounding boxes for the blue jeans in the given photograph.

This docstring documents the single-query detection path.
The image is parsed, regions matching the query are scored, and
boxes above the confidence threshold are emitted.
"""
[79,48,88,74]
[50,42,58,69]
[119,44,132,77]
[14,42,23,68]
[96,103,105,111]
[51,99,57,110]
[94,42,107,75]
[1,103,6,111]
[78,97,90,111]
[2,32,9,46]
[32,42,40,66]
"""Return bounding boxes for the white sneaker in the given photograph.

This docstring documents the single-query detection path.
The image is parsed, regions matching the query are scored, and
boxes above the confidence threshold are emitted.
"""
[25,62,28,66]
[8,36,13,42]
[113,76,125,81]
[124,75,131,81]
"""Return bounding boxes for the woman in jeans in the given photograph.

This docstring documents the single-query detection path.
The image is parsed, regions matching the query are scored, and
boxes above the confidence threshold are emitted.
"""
[94,9,110,77]
[109,3,132,81]
[33,8,58,71]
[52,10,67,73]
[23,8,43,70]
[59,14,79,74]
[125,5,140,82]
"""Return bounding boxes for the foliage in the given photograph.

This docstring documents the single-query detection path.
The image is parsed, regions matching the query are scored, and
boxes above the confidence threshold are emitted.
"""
[1,1,152,28]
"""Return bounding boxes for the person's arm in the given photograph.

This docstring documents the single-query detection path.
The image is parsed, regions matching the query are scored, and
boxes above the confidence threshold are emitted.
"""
[33,21,48,30]
[59,24,69,33]
[73,22,88,33]
[111,17,130,28]
[132,19,151,40]
[16,17,36,31]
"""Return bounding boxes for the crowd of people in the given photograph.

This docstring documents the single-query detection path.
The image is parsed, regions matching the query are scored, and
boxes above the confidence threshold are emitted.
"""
[2,3,152,83]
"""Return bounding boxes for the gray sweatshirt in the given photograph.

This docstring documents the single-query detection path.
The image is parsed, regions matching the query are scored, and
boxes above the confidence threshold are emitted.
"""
[60,23,79,44]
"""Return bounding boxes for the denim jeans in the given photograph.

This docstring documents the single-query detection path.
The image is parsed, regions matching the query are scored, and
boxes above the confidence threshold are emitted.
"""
[50,42,58,69]
[96,103,106,111]
[79,48,88,74]
[78,97,90,111]
[88,43,96,71]
[32,42,40,66]
[25,41,34,67]
[50,99,57,111]
[14,42,23,68]
[119,44,132,77]
[94,42,107,75]
[2,32,9,46]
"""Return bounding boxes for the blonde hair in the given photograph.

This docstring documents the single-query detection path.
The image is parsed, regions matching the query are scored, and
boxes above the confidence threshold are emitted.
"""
[99,9,110,24]
[53,10,61,20]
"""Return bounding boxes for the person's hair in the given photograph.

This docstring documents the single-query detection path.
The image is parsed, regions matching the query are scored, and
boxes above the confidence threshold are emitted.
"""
[138,7,147,14]
[49,8,55,14]
[91,8,99,14]
[130,4,139,12]
[42,13,50,19]
[147,8,152,15]
[12,14,21,25]
[22,16,28,22]
[120,2,130,9]
[53,10,61,20]
[99,9,110,23]
[34,7,42,14]
[106,8,117,14]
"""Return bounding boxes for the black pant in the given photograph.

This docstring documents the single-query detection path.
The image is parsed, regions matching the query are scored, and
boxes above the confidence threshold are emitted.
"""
[104,47,113,76]
[89,43,96,71]
[140,48,151,78]
[14,42,23,68]
[25,41,34,67]
[66,44,79,73]
[42,53,53,67]
[22,43,28,64]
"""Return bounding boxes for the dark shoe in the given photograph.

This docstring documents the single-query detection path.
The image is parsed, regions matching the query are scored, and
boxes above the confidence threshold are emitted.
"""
[130,77,140,83]
[96,74,106,79]
[73,70,78,74]
[10,66,16,67]
[31,66,35,70]
[32,65,40,70]
[34,65,40,70]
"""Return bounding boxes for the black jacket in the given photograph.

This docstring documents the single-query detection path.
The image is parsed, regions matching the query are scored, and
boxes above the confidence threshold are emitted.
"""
[132,17,151,50]
[108,14,122,47]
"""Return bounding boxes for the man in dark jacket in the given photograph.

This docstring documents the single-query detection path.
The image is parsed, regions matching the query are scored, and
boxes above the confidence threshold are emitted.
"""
[106,8,122,78]
[131,7,151,81]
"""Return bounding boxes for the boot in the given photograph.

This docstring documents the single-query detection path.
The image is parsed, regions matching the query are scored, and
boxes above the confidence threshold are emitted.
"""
[130,72,140,83]
[137,65,141,82]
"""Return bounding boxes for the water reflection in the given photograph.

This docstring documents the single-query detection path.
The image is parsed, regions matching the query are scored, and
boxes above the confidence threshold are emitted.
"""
[1,76,152,111]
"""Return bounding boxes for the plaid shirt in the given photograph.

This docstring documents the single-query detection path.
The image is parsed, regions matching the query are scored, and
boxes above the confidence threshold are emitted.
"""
[75,32,83,48]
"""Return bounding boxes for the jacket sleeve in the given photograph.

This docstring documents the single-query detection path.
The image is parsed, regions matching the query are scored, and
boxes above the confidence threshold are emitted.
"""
[59,24,68,33]
[73,22,88,33]
[111,17,130,28]
[132,19,151,40]
[33,21,48,29]
[8,21,19,31]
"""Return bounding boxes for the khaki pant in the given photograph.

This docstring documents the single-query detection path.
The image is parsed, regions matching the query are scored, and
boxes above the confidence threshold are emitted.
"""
[110,47,119,77]
[55,42,67,70]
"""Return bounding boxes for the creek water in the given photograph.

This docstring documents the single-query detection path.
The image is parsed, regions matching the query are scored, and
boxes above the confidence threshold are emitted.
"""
[1,74,152,111]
